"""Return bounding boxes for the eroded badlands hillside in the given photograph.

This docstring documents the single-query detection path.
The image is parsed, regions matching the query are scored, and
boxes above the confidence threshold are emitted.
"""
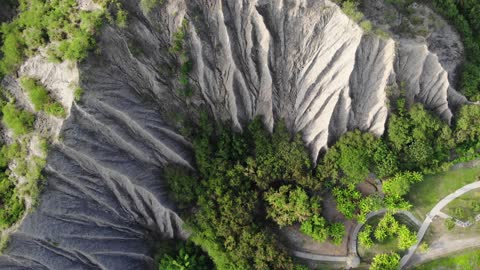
[0,0,469,269]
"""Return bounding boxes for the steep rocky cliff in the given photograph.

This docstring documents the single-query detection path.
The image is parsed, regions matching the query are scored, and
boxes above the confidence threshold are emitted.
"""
[0,0,469,269]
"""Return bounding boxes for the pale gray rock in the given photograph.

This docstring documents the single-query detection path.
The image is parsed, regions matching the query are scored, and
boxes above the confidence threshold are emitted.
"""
[0,0,469,269]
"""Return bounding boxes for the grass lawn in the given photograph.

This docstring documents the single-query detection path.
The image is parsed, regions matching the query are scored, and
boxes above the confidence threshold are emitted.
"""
[407,165,480,219]
[414,248,480,270]
[443,190,480,221]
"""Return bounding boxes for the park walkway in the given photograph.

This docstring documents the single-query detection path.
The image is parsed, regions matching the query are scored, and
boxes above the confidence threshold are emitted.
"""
[290,209,421,268]
[399,181,480,269]
[291,181,480,269]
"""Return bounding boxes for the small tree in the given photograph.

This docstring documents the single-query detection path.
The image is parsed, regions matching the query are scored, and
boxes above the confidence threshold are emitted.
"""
[374,213,399,241]
[445,217,456,230]
[300,215,329,242]
[370,252,400,270]
[383,171,423,197]
[358,224,374,248]
[397,225,417,250]
[329,222,345,245]
[158,242,211,270]
[164,166,198,207]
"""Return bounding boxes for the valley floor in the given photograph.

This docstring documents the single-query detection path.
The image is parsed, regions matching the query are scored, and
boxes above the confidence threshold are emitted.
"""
[292,160,480,269]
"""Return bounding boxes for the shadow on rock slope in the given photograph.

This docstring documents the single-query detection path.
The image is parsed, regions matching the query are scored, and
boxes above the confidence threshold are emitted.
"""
[0,0,470,269]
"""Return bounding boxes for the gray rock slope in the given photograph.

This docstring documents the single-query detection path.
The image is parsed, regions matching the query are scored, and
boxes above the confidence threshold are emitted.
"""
[0,0,468,269]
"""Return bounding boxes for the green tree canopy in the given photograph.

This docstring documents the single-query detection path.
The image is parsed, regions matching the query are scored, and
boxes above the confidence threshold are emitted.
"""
[265,185,320,226]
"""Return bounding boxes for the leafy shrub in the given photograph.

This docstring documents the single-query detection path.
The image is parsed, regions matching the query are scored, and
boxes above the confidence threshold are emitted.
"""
[300,215,329,242]
[140,0,162,14]
[455,105,480,154]
[115,5,128,28]
[44,102,66,118]
[360,20,373,32]
[374,213,399,241]
[358,224,374,248]
[164,166,198,207]
[20,77,49,111]
[370,252,400,270]
[329,222,345,245]
[387,102,454,173]
[342,1,364,22]
[332,185,362,219]
[158,242,212,270]
[1,103,34,136]
[318,130,398,185]
[74,87,84,102]
[0,27,24,76]
[445,217,456,230]
[0,173,25,229]
[383,171,423,197]
[20,77,66,117]
[397,224,417,250]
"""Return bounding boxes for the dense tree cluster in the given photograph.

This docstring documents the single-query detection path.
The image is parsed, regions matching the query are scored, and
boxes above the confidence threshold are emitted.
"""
[387,99,454,173]
[431,0,480,100]
[0,0,127,78]
[454,105,480,158]
[165,115,325,270]
[318,130,398,185]
[318,95,480,226]
[265,185,320,227]
[165,101,467,269]
[0,0,101,76]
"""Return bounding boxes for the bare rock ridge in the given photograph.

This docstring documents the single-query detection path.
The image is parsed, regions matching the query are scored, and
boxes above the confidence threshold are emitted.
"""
[0,0,468,269]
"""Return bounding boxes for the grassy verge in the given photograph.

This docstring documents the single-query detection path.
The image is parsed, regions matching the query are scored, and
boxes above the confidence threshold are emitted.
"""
[443,190,480,221]
[407,165,480,218]
[414,248,480,270]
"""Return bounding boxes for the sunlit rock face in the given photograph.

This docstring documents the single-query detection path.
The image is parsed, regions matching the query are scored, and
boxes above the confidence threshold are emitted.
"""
[0,0,466,269]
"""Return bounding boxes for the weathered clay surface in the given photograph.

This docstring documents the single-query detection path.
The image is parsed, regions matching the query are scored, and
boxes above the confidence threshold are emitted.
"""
[0,0,468,269]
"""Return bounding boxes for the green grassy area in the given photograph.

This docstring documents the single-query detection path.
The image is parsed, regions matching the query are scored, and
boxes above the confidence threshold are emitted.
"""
[407,165,480,218]
[443,190,480,221]
[414,248,480,270]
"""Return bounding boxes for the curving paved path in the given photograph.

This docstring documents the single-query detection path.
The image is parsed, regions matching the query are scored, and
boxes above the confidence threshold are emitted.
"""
[406,236,480,268]
[348,209,421,257]
[291,250,348,262]
[290,181,480,269]
[291,209,421,268]
[399,181,480,269]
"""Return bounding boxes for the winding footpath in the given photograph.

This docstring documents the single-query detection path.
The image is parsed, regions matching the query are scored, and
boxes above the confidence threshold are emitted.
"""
[399,181,480,269]
[348,210,422,257]
[291,209,421,268]
[291,181,480,269]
